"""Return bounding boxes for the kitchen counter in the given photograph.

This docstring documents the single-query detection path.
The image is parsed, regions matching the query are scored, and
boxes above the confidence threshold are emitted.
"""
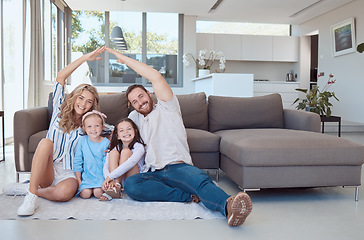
[254,81,300,109]
[192,73,254,97]
[254,80,300,84]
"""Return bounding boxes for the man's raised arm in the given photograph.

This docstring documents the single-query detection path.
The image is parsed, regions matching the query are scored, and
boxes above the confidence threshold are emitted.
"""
[106,47,173,101]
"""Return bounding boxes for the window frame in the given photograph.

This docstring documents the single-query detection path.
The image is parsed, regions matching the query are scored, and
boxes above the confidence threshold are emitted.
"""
[43,0,68,83]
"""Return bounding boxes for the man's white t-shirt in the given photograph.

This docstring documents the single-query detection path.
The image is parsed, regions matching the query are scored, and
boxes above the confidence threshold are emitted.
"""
[129,94,193,172]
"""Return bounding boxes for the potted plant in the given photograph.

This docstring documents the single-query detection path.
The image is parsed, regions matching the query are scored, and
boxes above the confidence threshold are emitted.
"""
[183,49,226,77]
[358,43,364,53]
[293,74,339,117]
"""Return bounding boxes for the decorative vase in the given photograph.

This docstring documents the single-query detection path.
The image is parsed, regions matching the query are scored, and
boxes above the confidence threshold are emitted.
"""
[198,69,210,77]
[305,106,315,112]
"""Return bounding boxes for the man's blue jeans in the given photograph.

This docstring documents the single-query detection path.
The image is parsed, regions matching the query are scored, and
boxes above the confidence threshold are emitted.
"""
[124,163,230,217]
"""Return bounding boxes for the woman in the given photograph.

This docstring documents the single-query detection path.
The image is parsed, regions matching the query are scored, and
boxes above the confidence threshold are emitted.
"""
[3,46,109,216]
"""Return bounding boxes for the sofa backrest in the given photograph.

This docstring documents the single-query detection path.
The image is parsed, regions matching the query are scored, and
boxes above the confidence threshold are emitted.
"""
[99,93,129,125]
[208,93,285,132]
[128,92,208,131]
[176,92,208,131]
[47,91,208,131]
[48,92,129,126]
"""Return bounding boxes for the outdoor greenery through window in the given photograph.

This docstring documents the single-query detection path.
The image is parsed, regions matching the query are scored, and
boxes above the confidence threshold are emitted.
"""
[197,21,290,36]
[43,2,58,82]
[71,11,179,86]
[109,12,142,85]
[43,0,51,81]
[71,11,105,85]
[146,13,178,85]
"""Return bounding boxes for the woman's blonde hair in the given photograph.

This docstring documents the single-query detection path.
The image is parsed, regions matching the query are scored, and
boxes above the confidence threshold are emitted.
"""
[58,84,100,133]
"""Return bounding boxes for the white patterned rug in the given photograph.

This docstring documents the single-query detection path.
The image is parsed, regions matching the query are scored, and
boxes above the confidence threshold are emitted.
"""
[0,194,224,220]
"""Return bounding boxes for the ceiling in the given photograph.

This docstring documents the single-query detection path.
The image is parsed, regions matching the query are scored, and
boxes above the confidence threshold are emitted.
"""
[63,0,354,25]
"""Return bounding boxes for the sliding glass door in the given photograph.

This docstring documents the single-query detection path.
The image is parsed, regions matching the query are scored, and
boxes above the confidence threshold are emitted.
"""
[1,0,26,140]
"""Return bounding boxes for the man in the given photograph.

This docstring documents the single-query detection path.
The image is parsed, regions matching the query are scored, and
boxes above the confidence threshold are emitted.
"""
[106,47,252,227]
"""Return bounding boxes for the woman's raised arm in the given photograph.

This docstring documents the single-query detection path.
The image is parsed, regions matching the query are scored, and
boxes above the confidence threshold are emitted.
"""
[56,46,106,85]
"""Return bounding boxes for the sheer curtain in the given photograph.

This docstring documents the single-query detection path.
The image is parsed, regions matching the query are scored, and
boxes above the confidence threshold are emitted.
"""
[27,0,44,108]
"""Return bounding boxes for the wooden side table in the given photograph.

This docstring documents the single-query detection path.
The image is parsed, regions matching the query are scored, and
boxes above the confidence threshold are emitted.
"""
[320,115,341,137]
[0,111,4,161]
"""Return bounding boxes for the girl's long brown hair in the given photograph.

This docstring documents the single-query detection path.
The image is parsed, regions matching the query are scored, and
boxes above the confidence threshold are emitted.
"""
[58,84,100,133]
[108,118,145,153]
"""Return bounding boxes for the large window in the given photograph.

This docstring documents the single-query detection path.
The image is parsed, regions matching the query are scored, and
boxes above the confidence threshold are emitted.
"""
[147,13,178,85]
[71,11,105,85]
[1,0,68,140]
[108,12,142,85]
[71,11,180,87]
[43,0,52,81]
[197,21,290,36]
[44,0,67,82]
[2,0,25,139]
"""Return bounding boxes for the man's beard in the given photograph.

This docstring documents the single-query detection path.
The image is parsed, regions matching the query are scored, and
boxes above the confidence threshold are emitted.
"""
[136,98,153,116]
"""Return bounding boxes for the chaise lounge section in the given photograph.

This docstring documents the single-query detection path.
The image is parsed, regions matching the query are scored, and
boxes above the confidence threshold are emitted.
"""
[208,94,364,198]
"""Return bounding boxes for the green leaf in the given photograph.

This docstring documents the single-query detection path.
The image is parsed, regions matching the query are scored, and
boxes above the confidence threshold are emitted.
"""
[295,88,308,93]
[326,108,332,117]
[293,98,300,104]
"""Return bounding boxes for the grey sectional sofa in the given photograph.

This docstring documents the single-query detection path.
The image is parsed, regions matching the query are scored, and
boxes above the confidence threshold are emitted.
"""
[14,92,364,200]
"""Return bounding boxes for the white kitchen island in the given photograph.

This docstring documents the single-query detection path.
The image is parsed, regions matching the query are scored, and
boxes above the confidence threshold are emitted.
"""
[191,73,254,97]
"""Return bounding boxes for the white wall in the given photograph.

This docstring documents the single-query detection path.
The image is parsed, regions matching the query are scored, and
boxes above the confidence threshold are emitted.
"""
[292,0,364,123]
[174,15,196,95]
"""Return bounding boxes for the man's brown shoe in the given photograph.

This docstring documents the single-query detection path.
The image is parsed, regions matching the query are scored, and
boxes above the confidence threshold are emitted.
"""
[226,192,252,227]
[187,194,201,204]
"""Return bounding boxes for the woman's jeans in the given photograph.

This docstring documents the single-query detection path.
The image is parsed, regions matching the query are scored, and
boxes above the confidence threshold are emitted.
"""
[124,163,230,217]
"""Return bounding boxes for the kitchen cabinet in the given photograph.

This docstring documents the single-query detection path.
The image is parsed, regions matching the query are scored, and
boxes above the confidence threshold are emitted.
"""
[241,35,272,61]
[272,36,299,62]
[254,81,300,109]
[196,33,214,55]
[196,33,299,62]
[214,34,242,60]
[196,33,241,60]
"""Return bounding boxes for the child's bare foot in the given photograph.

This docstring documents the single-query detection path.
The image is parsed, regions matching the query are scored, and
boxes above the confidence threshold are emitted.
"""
[99,192,112,201]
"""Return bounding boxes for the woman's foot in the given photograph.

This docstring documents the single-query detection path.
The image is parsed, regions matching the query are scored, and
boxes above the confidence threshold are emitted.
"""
[18,190,38,216]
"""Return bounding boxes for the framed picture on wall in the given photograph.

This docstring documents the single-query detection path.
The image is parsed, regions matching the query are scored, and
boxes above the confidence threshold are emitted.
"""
[331,18,356,57]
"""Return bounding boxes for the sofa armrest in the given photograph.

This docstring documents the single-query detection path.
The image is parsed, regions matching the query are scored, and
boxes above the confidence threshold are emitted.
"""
[284,109,321,132]
[14,107,49,172]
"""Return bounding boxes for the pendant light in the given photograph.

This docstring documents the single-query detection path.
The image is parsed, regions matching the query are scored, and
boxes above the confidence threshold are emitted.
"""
[111,26,128,51]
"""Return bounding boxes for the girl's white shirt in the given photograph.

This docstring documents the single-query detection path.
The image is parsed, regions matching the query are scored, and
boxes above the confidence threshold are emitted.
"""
[103,142,146,180]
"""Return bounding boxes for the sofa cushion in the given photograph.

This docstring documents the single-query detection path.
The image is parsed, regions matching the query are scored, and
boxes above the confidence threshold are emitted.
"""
[177,92,208,131]
[217,128,364,167]
[186,128,220,152]
[208,94,285,132]
[28,130,48,153]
